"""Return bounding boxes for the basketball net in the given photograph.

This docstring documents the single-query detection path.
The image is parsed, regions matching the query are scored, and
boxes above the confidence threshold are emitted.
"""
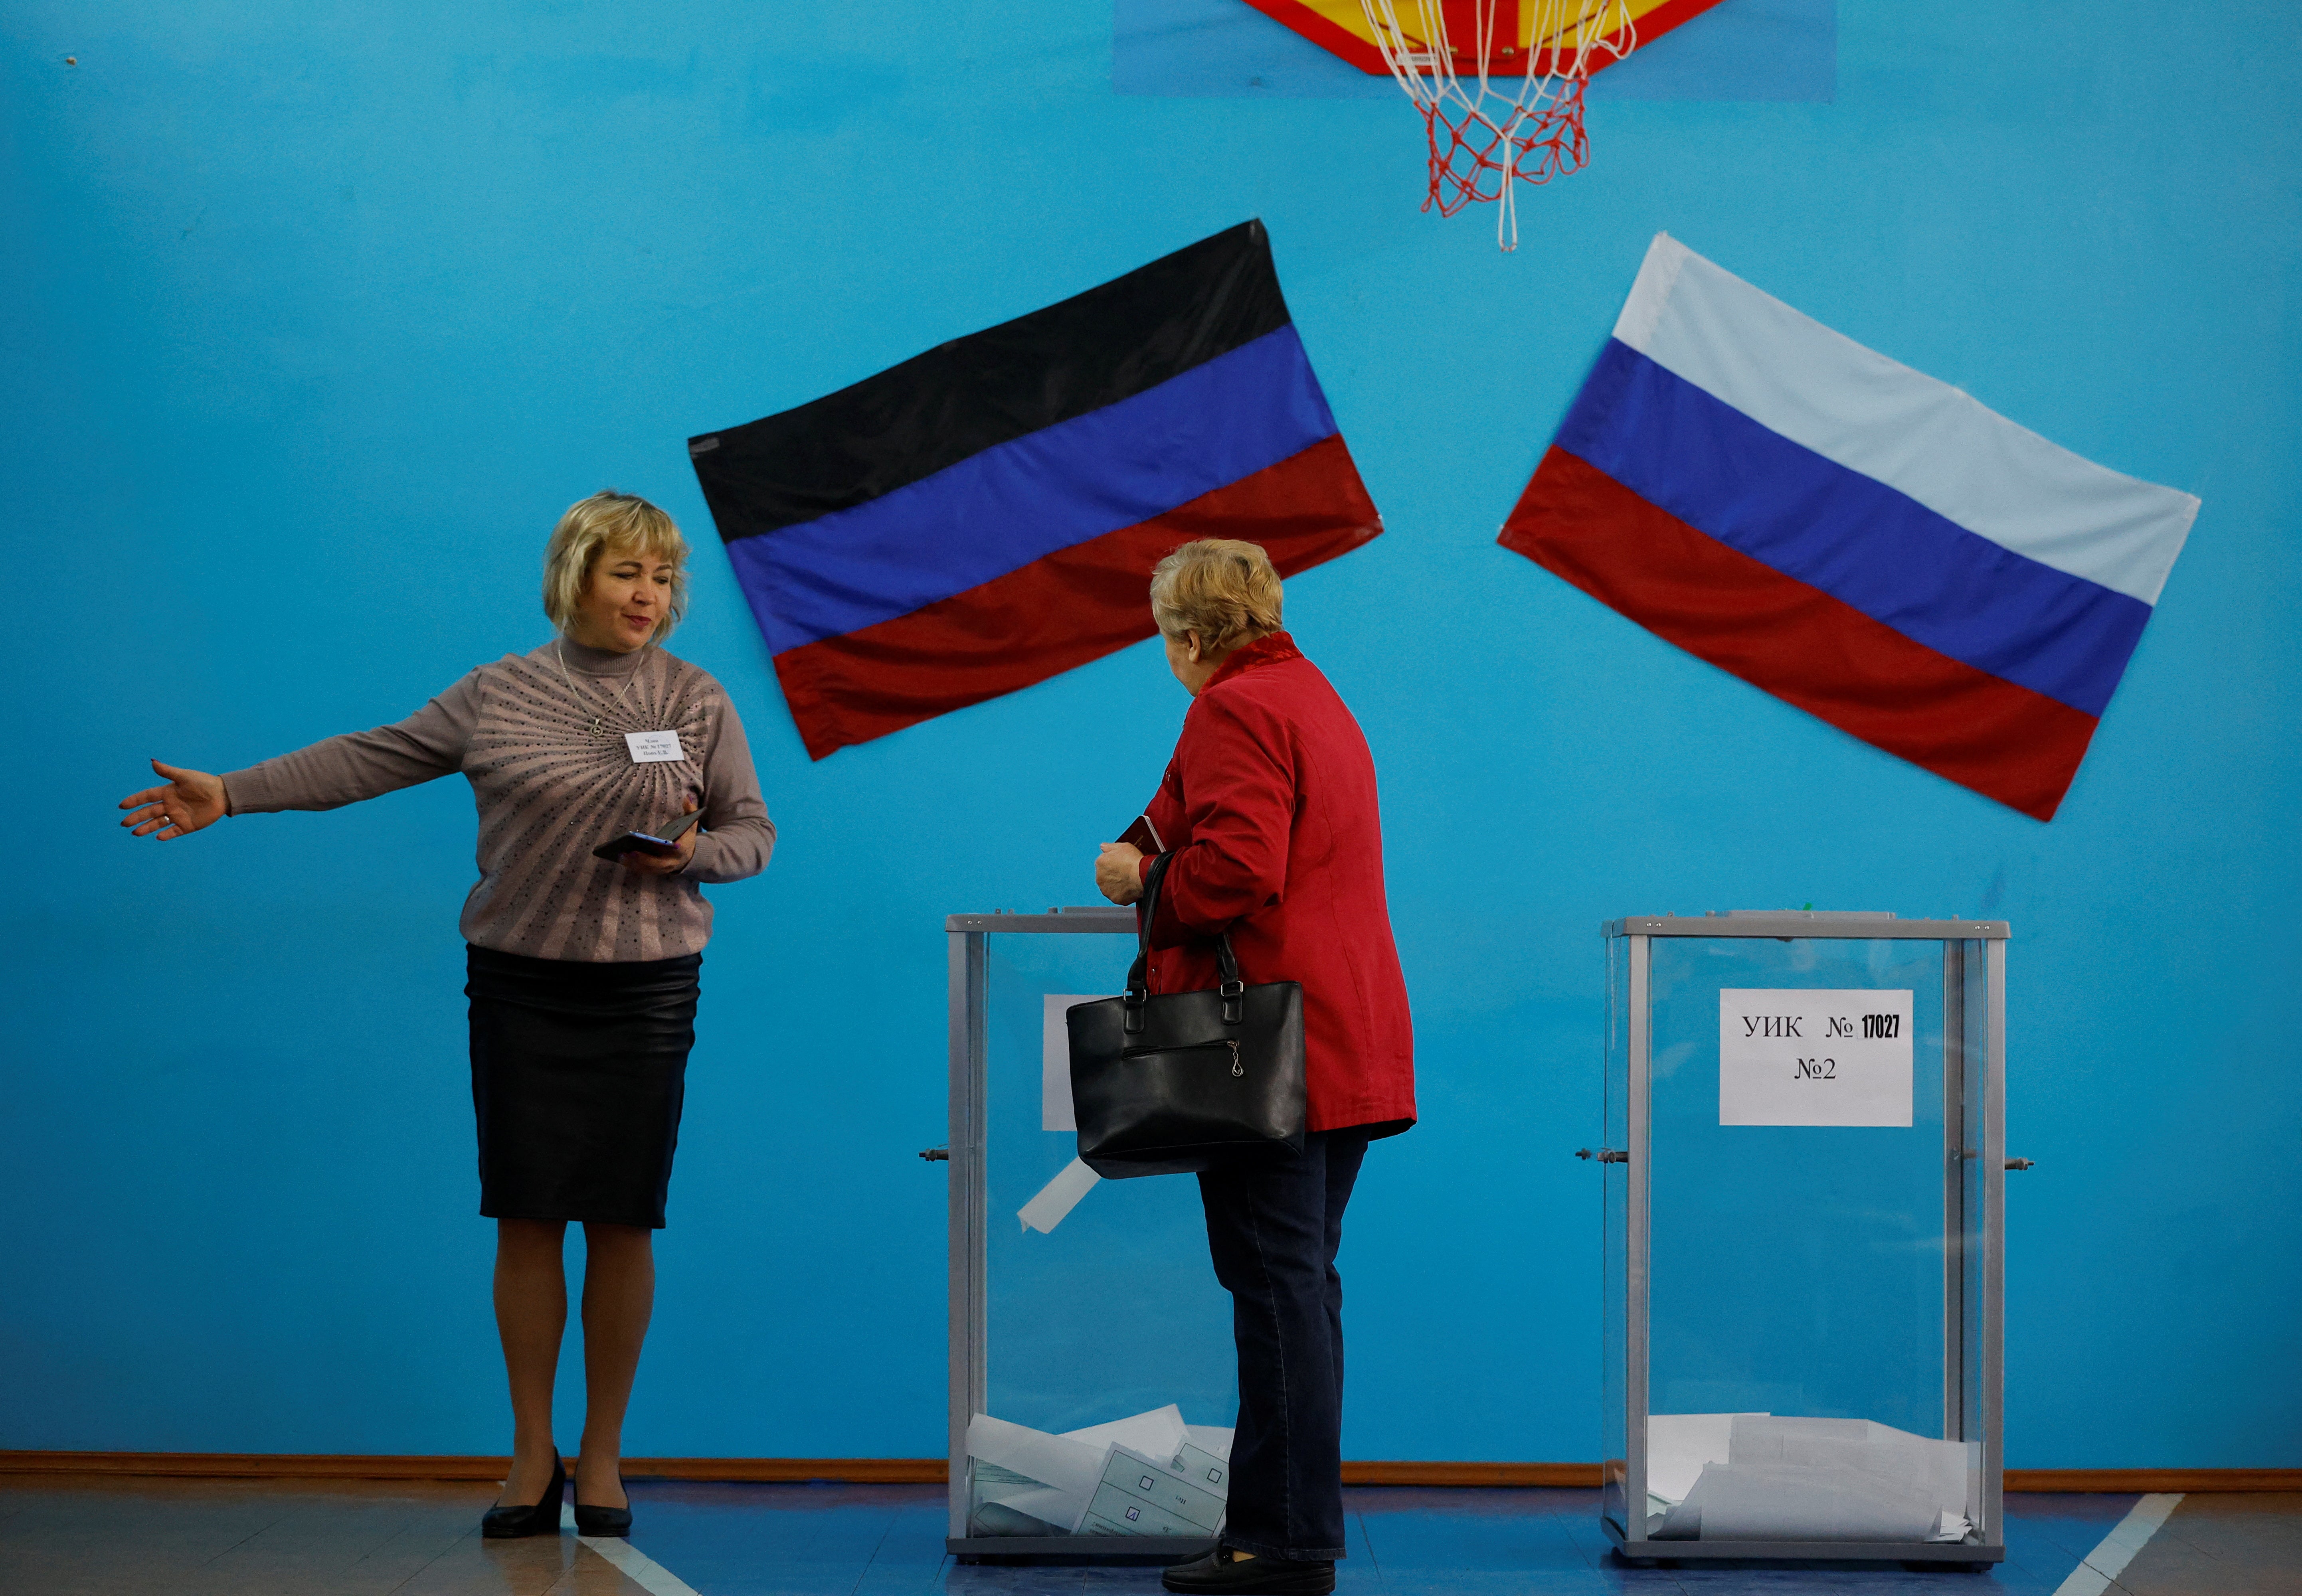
[1357,0,1638,249]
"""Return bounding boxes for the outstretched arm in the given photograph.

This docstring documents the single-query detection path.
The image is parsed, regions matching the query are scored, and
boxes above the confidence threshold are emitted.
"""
[119,671,482,841]
[221,673,480,815]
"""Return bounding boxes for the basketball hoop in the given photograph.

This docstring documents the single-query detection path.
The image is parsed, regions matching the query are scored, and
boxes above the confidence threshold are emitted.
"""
[1357,0,1639,249]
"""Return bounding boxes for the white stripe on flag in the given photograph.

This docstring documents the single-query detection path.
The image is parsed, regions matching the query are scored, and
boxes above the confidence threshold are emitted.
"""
[1612,234,2199,606]
[2049,1491,2184,1596]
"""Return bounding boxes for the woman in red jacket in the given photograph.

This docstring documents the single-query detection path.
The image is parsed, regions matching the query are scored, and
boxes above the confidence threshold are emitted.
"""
[1094,538,1414,1596]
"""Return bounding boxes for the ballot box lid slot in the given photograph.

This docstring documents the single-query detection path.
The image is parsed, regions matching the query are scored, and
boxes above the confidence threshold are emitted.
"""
[947,909,1140,933]
[1602,914,2010,941]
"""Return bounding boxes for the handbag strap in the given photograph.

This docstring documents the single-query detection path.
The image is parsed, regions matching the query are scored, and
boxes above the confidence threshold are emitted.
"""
[1123,851,1245,1034]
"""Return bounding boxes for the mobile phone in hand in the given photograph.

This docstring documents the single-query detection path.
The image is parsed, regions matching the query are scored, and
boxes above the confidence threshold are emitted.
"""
[593,806,703,862]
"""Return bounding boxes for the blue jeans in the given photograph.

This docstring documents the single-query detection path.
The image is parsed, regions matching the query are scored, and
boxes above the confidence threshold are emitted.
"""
[1196,1129,1372,1562]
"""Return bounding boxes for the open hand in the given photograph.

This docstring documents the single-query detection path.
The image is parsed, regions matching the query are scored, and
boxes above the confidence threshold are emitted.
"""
[1096,841,1145,906]
[119,759,227,840]
[622,800,701,876]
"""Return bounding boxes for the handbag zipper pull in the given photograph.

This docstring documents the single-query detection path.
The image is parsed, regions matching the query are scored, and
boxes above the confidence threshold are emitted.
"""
[1228,1039,1242,1077]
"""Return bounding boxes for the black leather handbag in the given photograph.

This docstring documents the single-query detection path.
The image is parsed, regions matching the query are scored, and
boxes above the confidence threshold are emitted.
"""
[1066,852,1306,1179]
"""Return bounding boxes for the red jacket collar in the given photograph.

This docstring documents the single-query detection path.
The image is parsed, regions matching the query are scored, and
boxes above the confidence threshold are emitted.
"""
[1202,630,1301,693]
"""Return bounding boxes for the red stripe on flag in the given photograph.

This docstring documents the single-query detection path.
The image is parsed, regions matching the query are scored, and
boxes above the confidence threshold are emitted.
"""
[1499,447,2096,821]
[773,434,1381,760]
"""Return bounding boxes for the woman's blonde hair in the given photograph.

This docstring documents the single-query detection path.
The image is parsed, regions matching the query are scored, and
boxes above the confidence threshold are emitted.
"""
[542,490,690,644]
[1149,539,1284,655]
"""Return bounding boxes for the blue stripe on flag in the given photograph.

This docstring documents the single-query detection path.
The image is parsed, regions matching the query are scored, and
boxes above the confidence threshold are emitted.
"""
[1559,339,2151,719]
[727,326,1335,656]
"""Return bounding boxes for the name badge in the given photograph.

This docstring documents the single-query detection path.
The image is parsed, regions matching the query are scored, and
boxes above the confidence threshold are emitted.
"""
[624,730,686,763]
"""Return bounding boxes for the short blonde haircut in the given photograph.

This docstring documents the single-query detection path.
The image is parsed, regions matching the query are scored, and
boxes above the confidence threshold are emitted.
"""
[1149,539,1284,655]
[542,490,690,644]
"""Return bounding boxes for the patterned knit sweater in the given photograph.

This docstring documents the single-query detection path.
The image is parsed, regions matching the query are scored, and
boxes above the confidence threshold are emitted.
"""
[222,639,775,962]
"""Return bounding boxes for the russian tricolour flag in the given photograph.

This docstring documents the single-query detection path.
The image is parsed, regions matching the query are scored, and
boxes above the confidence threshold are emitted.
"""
[688,222,1381,760]
[1502,234,2199,821]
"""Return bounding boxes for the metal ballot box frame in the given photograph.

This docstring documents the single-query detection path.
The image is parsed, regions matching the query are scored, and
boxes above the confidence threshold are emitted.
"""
[943,907,1229,1561]
[1597,912,2015,1569]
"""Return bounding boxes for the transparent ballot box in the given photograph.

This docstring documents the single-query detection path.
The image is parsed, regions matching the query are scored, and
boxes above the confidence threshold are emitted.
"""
[943,909,1237,1557]
[1598,913,2013,1568]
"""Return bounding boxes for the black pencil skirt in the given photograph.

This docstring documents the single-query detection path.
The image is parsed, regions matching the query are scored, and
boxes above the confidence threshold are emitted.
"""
[466,943,702,1230]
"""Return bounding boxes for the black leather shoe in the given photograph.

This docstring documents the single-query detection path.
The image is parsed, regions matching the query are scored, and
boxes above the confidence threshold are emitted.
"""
[572,1465,633,1539]
[481,1454,565,1539]
[1162,1545,1335,1594]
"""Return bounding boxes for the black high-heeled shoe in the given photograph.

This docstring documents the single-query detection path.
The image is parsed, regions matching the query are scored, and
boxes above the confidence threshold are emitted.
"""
[481,1453,566,1539]
[572,1462,633,1539]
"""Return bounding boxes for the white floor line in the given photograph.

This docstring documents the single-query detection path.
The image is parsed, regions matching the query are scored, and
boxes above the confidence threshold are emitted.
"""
[559,1503,704,1596]
[2049,1492,2184,1596]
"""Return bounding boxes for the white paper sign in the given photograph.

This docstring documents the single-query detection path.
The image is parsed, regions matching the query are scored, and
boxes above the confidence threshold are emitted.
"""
[1042,994,1111,1132]
[623,729,686,763]
[1718,989,1912,1127]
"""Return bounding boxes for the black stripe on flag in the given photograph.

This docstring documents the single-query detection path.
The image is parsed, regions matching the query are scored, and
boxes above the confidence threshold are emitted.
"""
[688,220,1292,543]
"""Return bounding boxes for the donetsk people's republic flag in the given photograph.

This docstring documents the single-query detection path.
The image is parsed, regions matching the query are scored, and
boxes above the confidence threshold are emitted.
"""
[1501,234,2199,821]
[688,221,1382,760]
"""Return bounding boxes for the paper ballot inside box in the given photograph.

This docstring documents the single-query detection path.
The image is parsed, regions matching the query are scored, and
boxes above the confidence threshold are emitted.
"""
[1062,1403,1188,1460]
[1648,1415,1974,1544]
[967,1407,1232,1536]
[967,1414,1106,1532]
[1647,1411,1766,1511]
[1186,1424,1236,1462]
[1080,1444,1228,1537]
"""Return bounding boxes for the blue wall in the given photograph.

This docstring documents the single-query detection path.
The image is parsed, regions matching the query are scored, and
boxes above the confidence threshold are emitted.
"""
[5,0,2296,1468]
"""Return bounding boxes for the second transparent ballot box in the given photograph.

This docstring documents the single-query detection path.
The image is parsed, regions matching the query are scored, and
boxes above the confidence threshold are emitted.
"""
[943,909,1238,1557]
[1598,912,2013,1568]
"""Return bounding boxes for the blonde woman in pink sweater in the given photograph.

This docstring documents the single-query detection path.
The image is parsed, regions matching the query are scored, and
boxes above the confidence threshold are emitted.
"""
[117,491,774,1540]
